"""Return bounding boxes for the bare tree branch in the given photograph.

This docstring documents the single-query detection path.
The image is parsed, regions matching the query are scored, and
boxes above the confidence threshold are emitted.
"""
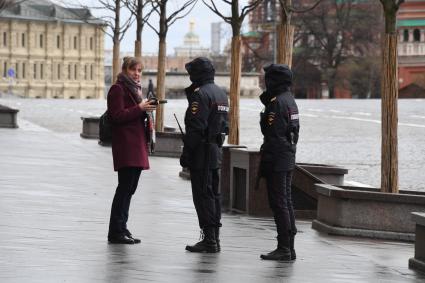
[202,0,232,23]
[289,0,324,14]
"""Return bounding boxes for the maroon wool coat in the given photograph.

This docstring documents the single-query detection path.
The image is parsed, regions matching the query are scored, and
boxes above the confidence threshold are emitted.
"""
[107,82,150,171]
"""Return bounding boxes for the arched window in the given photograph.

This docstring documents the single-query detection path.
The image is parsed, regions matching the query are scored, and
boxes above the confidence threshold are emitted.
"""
[403,30,409,42]
[39,34,43,48]
[414,29,421,42]
[57,35,60,49]
[74,36,77,49]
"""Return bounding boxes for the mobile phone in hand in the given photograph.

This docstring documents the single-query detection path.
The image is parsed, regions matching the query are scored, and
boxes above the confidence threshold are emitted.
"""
[149,98,167,105]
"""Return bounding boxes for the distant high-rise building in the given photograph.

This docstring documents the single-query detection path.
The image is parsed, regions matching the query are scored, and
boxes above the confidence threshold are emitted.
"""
[211,22,221,55]
[0,0,105,99]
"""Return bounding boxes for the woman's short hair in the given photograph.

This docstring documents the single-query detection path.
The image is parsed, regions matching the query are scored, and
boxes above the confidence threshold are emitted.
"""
[122,56,143,71]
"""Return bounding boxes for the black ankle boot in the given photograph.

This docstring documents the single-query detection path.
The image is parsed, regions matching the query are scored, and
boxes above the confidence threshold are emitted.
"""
[290,234,296,260]
[125,229,141,244]
[260,247,291,261]
[186,227,218,253]
[215,227,221,252]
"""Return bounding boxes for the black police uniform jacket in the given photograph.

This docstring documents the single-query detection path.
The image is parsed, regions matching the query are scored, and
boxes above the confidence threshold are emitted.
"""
[260,64,300,172]
[182,58,229,170]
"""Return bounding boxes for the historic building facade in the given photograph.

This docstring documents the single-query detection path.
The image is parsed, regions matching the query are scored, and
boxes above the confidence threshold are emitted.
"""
[398,0,425,97]
[0,0,105,99]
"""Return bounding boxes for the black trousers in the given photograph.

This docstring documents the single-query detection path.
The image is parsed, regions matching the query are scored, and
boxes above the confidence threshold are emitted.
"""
[265,170,297,246]
[108,167,142,237]
[190,168,221,229]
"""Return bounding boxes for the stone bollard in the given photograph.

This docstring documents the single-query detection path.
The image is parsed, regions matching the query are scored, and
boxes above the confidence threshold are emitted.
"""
[0,104,19,128]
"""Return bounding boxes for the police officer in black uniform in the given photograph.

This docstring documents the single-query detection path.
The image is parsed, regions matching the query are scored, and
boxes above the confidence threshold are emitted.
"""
[180,57,229,253]
[259,64,300,261]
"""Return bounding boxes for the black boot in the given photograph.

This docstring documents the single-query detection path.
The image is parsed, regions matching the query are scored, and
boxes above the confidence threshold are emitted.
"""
[260,235,291,261]
[290,234,296,260]
[215,227,221,252]
[186,227,218,253]
[260,247,291,260]
[125,229,141,244]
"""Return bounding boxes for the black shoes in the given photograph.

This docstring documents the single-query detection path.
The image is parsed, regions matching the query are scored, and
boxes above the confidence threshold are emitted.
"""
[185,239,218,253]
[260,247,292,261]
[108,229,141,244]
[125,230,141,244]
[186,228,219,253]
[108,235,135,244]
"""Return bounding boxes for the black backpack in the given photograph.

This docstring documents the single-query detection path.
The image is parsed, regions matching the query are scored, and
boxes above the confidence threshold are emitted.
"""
[99,110,112,145]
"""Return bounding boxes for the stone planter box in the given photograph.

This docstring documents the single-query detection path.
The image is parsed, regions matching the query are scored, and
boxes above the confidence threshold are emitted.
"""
[80,116,100,139]
[152,131,183,158]
[0,104,18,128]
[223,148,349,218]
[312,184,425,241]
[409,212,425,272]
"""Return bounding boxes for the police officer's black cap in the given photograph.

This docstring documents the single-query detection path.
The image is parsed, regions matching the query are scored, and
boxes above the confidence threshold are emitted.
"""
[263,63,293,84]
[185,57,215,75]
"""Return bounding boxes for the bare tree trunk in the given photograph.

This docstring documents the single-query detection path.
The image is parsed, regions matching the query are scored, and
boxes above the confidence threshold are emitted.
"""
[112,0,121,82]
[134,0,143,59]
[277,23,294,66]
[135,40,142,59]
[380,33,398,193]
[228,35,242,145]
[155,37,166,132]
[277,0,294,66]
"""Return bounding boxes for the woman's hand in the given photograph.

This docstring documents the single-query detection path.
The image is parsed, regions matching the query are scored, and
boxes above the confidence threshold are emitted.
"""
[139,99,157,112]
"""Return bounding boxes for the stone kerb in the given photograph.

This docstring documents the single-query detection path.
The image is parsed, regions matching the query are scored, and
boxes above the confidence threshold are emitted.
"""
[0,104,19,128]
[312,184,425,241]
[409,212,425,273]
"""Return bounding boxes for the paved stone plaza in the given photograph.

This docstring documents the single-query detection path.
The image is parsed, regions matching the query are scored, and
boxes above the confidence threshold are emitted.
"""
[0,126,424,282]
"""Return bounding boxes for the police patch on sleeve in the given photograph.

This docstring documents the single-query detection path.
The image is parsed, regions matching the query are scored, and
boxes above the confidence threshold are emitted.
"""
[217,104,229,113]
[267,112,275,125]
[191,101,199,115]
[289,108,299,120]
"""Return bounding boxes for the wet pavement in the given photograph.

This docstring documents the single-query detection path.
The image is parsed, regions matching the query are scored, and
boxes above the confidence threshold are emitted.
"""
[1,126,425,282]
[1,97,424,191]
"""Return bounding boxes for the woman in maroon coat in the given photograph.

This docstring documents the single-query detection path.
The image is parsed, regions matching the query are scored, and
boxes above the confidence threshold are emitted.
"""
[107,57,156,244]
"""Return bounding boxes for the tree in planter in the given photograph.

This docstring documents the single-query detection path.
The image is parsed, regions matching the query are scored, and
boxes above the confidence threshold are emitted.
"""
[203,0,263,145]
[379,0,404,193]
[124,0,155,59]
[295,0,381,98]
[147,0,198,132]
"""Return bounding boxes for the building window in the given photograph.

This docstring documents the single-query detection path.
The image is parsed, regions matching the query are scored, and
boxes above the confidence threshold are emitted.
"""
[21,33,25,47]
[414,29,420,42]
[74,36,77,49]
[40,64,43,79]
[22,63,25,79]
[90,64,93,80]
[16,63,18,79]
[57,64,61,79]
[40,34,43,48]
[57,35,60,49]
[403,30,409,42]
[68,64,71,80]
[90,37,93,50]
[33,63,37,79]
[3,62,6,77]
[3,32,6,47]
[84,65,87,80]
[74,64,77,79]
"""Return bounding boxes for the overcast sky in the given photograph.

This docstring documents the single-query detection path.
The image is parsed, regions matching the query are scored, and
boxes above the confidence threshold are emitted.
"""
[58,0,250,55]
